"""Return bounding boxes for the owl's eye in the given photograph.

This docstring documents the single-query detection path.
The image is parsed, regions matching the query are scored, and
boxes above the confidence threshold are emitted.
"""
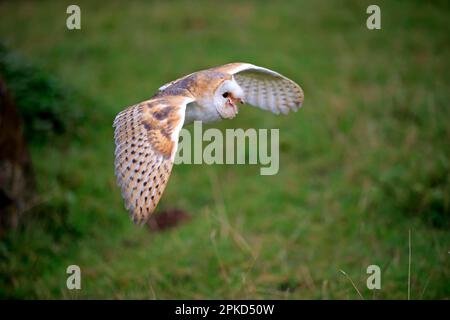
[222,92,229,98]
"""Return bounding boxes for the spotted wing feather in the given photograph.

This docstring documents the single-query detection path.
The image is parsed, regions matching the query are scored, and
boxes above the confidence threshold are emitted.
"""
[113,95,192,224]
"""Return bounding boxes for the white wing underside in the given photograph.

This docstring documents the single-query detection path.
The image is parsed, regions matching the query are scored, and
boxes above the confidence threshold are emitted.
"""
[216,63,304,115]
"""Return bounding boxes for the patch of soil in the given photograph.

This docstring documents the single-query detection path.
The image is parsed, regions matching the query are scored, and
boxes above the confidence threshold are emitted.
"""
[147,208,191,232]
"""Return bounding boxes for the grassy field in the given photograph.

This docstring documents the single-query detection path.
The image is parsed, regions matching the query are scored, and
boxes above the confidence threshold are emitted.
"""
[0,0,449,299]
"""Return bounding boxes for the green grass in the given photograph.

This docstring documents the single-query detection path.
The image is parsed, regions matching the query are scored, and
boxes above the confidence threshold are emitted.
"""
[0,0,449,299]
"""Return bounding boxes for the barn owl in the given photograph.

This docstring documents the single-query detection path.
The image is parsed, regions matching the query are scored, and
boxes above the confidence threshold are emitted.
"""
[113,63,304,224]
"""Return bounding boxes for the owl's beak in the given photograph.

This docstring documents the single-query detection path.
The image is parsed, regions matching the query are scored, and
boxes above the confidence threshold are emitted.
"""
[225,95,245,116]
[232,97,244,105]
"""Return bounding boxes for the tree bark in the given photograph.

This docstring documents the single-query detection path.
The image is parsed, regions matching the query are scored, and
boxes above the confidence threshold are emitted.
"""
[0,76,35,235]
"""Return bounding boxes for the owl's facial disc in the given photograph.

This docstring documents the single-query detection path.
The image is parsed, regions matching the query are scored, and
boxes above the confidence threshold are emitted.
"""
[215,79,245,119]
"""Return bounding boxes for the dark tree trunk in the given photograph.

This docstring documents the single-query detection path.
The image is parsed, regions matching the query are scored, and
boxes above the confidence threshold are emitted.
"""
[0,76,35,235]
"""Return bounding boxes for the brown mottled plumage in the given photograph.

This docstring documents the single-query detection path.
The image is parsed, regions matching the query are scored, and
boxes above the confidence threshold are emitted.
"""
[113,97,191,224]
[114,62,304,224]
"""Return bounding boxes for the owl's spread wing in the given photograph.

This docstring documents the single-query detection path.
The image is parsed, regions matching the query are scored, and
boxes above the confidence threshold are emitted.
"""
[113,95,193,224]
[158,72,194,91]
[214,63,304,115]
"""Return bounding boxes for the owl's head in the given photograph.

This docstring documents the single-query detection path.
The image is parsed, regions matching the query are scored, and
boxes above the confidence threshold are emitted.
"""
[213,77,245,119]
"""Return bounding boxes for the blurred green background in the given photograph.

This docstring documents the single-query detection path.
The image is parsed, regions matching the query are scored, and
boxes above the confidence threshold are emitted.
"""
[0,0,449,299]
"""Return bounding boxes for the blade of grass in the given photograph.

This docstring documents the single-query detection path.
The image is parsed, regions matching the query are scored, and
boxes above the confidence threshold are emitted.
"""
[408,229,412,300]
[339,269,364,300]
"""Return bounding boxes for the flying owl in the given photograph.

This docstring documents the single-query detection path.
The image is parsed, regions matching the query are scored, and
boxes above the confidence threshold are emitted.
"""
[113,63,304,224]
